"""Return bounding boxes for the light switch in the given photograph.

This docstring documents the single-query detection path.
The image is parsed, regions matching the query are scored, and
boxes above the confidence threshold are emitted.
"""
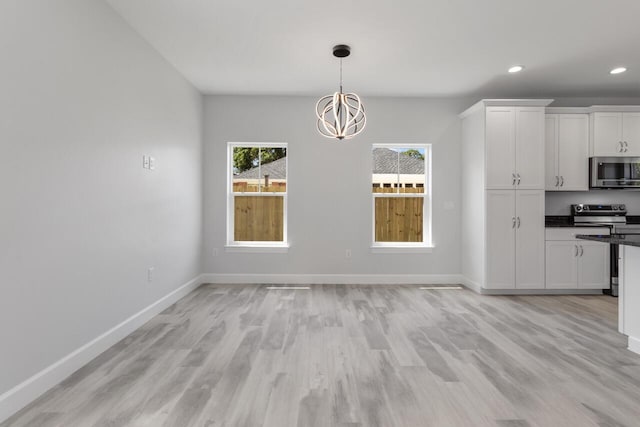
[149,156,156,170]
[143,155,150,169]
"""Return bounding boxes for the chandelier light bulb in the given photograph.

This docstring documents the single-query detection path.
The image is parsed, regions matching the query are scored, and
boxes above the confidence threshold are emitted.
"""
[316,45,366,140]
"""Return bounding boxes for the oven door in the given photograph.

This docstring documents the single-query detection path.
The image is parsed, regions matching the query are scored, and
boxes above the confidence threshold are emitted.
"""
[591,157,640,188]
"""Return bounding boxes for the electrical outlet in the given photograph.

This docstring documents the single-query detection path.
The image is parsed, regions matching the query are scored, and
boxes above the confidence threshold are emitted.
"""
[143,155,150,169]
[345,249,352,258]
[147,267,154,282]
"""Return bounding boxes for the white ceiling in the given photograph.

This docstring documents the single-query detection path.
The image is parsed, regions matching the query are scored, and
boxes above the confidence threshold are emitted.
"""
[106,0,640,98]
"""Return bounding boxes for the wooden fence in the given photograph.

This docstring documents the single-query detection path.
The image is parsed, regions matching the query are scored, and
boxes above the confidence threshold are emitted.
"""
[233,182,286,192]
[234,196,284,241]
[374,197,423,242]
[233,189,422,243]
[372,186,424,194]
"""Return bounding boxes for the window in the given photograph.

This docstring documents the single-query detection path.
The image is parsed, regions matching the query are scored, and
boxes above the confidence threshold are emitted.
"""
[227,143,287,248]
[372,144,432,248]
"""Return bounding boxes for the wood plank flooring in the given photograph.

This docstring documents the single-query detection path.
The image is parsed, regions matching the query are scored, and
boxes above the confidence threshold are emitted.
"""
[3,284,640,427]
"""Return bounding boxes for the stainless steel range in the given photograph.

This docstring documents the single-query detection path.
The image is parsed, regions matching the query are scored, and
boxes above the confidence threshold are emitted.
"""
[572,203,627,225]
[572,204,640,296]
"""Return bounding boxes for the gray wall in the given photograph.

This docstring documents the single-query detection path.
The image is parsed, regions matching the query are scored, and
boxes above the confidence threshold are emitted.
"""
[0,0,203,395]
[203,96,469,277]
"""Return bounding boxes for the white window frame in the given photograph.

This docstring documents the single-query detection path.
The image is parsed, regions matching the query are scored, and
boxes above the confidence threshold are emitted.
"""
[226,142,288,252]
[371,143,433,252]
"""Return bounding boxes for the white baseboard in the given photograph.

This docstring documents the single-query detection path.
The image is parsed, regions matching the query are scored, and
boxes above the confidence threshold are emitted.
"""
[0,275,204,425]
[201,273,463,285]
[628,336,640,355]
[459,276,604,295]
[460,276,483,293]
[478,289,603,295]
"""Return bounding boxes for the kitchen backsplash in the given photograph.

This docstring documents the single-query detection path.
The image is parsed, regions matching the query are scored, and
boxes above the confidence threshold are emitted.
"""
[546,191,640,215]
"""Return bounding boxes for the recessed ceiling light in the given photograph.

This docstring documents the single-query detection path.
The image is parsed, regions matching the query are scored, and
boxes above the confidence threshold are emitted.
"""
[610,67,627,75]
[508,65,524,73]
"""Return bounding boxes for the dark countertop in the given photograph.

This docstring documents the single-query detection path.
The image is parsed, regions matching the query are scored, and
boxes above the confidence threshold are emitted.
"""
[576,234,640,247]
[545,215,640,228]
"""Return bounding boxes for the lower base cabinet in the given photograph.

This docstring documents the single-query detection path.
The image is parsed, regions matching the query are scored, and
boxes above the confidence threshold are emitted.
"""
[545,228,610,289]
[486,190,545,289]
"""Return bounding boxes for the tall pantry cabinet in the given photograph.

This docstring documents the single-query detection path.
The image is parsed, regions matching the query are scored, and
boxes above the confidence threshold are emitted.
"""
[461,99,553,291]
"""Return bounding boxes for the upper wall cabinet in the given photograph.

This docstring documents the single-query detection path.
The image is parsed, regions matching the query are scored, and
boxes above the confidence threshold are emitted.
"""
[486,106,545,190]
[545,114,589,191]
[592,112,640,157]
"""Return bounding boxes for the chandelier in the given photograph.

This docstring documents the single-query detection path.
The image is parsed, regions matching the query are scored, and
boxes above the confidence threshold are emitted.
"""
[315,44,366,140]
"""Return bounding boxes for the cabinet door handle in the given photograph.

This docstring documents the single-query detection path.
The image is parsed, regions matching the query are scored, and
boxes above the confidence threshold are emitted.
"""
[517,173,521,185]
[575,245,579,257]
[512,217,516,228]
[624,141,629,152]
[555,176,559,187]
[560,176,564,187]
[517,217,521,228]
[512,173,516,186]
[580,245,584,257]
[619,141,623,152]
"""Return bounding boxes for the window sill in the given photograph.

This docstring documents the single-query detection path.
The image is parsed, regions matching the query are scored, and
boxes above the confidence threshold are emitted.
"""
[225,244,289,254]
[370,245,434,254]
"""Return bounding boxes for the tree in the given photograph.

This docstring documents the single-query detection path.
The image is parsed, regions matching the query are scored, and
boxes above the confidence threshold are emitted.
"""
[402,149,424,160]
[233,147,287,173]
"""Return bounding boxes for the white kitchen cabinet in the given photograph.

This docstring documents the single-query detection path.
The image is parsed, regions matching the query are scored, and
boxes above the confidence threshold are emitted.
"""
[486,190,545,289]
[486,190,516,289]
[515,191,545,288]
[545,114,589,191]
[486,106,545,190]
[486,107,516,189]
[545,228,610,289]
[515,108,546,190]
[460,99,552,292]
[578,241,610,289]
[623,113,640,156]
[592,112,640,156]
[546,242,579,289]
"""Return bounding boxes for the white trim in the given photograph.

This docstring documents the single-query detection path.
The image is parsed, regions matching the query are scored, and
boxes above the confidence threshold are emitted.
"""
[628,336,640,355]
[545,107,590,114]
[0,275,205,425]
[227,142,288,247]
[479,288,602,295]
[201,273,463,285]
[371,143,428,149]
[588,105,640,113]
[460,99,554,118]
[371,144,432,247]
[459,276,604,295]
[460,276,484,293]
[370,246,433,253]
[227,141,288,148]
[225,245,289,253]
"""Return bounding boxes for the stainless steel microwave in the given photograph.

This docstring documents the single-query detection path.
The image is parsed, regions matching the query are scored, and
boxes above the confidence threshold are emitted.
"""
[590,157,640,189]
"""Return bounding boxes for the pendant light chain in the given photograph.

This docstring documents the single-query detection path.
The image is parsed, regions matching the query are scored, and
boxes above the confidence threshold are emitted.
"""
[340,58,343,93]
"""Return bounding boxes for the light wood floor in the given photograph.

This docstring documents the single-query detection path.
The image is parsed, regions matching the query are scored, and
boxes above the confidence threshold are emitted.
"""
[4,284,640,427]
